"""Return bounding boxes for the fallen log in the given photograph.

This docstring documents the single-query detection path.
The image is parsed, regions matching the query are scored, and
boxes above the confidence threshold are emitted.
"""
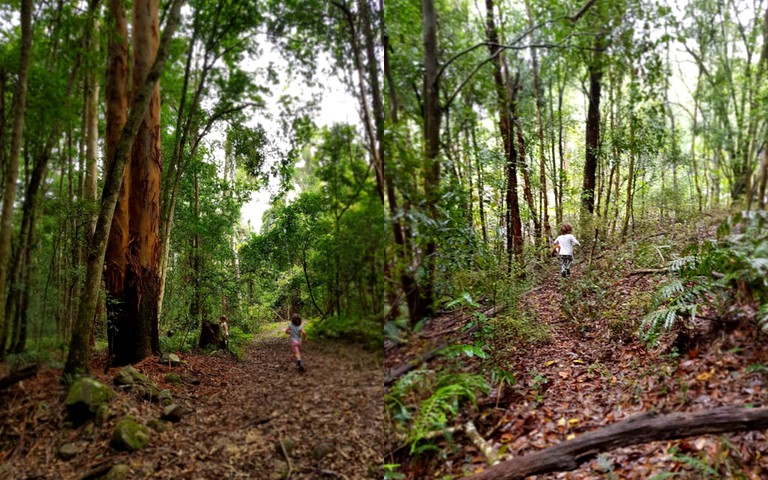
[628,268,669,276]
[0,363,39,390]
[469,406,768,480]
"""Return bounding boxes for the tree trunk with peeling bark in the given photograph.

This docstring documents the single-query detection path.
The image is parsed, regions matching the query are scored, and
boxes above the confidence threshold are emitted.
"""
[65,0,183,375]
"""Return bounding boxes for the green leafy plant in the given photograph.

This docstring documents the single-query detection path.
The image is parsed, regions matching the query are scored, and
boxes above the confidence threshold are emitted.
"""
[408,373,489,454]
[385,370,489,454]
[641,213,768,343]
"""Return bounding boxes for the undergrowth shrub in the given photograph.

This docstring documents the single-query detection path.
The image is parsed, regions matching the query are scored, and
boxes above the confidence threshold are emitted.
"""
[562,273,607,325]
[490,311,552,346]
[386,369,489,454]
[641,212,768,343]
[306,314,383,350]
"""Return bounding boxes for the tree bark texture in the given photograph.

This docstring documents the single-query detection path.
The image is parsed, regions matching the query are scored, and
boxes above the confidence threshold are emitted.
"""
[417,0,441,321]
[109,0,163,366]
[525,0,551,240]
[470,406,768,480]
[0,0,32,359]
[104,0,130,359]
[582,39,603,214]
[485,0,522,264]
[65,0,183,375]
[383,22,419,325]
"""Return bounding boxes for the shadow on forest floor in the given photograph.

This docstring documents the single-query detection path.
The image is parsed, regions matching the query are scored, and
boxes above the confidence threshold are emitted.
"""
[0,336,384,479]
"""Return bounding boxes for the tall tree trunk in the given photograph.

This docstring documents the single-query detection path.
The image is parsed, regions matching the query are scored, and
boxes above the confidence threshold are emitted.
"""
[382,19,419,324]
[0,0,32,359]
[486,0,522,266]
[120,0,163,363]
[513,117,540,239]
[582,38,603,214]
[104,0,131,364]
[85,12,100,242]
[621,110,636,240]
[525,0,551,240]
[470,123,488,243]
[556,72,566,226]
[65,0,183,375]
[417,0,441,321]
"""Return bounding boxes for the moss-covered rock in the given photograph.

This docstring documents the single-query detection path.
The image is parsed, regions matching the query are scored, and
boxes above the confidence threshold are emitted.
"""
[111,417,151,451]
[65,377,115,424]
[133,383,161,402]
[147,418,167,432]
[163,372,181,385]
[161,403,191,422]
[95,404,113,427]
[159,389,173,406]
[100,464,131,480]
[159,353,181,366]
[57,443,78,460]
[113,365,152,387]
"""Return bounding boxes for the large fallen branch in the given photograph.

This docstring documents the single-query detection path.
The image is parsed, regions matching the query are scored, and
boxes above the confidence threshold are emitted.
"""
[469,406,768,480]
[628,268,669,276]
[0,363,39,390]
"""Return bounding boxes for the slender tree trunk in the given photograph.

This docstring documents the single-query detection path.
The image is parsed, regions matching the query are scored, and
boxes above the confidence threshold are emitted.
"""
[0,71,7,201]
[582,38,603,214]
[514,117,540,239]
[557,73,566,226]
[85,12,100,242]
[417,0,441,321]
[463,128,475,229]
[486,0,522,265]
[525,0,551,240]
[470,124,488,243]
[758,148,768,209]
[0,0,32,359]
[382,20,419,324]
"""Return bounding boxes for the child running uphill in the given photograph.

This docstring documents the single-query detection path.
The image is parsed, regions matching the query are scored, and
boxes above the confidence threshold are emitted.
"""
[553,223,580,278]
[285,314,308,372]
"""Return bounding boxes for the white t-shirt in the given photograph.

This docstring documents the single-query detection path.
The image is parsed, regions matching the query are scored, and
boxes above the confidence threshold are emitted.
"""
[554,234,580,256]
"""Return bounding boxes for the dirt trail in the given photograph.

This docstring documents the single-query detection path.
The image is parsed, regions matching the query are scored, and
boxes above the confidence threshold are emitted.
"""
[388,238,768,478]
[1,336,384,479]
[475,254,768,478]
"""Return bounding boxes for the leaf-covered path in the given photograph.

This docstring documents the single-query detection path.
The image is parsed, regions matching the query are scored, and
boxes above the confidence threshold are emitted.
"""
[387,226,768,478]
[1,336,384,479]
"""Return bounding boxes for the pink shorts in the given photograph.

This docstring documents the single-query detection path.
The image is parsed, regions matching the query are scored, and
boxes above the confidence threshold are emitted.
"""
[290,340,302,355]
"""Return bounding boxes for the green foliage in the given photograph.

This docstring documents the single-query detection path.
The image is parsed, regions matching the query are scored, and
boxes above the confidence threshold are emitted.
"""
[385,370,489,455]
[641,213,768,342]
[306,315,383,350]
[491,311,552,346]
[438,343,487,360]
[562,273,607,326]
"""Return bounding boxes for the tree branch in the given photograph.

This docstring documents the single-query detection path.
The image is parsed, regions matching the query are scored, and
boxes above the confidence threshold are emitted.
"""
[469,406,768,480]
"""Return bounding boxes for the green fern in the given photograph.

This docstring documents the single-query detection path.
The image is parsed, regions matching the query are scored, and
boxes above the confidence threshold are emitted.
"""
[641,213,768,342]
[407,373,489,454]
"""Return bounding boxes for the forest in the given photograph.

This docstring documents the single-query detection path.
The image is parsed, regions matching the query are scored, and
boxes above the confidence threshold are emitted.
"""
[382,0,768,478]
[0,0,766,478]
[0,0,384,478]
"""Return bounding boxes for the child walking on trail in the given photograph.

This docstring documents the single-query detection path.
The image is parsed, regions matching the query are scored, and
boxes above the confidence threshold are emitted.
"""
[553,223,580,278]
[285,314,307,372]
